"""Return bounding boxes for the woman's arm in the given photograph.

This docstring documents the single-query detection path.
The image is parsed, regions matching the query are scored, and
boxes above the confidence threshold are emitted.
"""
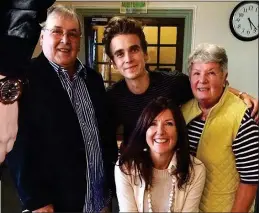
[231,109,259,212]
[231,183,258,212]
[181,162,206,212]
[114,164,139,212]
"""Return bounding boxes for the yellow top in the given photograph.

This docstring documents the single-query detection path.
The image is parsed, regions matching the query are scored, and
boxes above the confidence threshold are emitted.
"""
[182,88,247,212]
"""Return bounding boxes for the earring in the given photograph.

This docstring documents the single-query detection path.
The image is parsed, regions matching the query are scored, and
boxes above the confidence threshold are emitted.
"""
[143,148,148,152]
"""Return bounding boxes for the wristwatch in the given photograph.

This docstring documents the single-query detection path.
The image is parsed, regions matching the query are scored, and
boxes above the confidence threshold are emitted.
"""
[0,77,23,104]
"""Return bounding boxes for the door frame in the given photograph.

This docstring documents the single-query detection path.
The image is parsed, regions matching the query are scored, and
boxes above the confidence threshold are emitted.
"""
[76,8,193,73]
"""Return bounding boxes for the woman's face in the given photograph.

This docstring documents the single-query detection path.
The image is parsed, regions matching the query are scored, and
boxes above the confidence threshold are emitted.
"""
[190,62,227,108]
[146,109,178,159]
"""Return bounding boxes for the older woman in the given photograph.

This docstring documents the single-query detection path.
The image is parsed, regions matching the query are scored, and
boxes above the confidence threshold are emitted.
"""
[115,97,206,212]
[182,43,259,212]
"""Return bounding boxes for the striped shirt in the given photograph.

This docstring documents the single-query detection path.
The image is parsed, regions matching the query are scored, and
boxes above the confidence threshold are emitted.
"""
[187,109,259,183]
[107,70,193,145]
[49,60,108,212]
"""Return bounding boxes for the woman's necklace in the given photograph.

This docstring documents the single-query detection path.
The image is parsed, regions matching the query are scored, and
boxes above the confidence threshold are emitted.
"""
[147,169,176,212]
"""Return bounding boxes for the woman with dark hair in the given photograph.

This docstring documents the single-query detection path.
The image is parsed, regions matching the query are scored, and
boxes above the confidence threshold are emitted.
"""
[115,97,206,212]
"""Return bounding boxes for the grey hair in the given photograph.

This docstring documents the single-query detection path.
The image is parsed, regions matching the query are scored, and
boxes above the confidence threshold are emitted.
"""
[188,43,228,73]
[41,4,82,33]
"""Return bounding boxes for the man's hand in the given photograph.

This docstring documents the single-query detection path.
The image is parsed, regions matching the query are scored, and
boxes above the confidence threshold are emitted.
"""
[0,101,18,163]
[242,93,259,123]
[228,87,259,123]
[32,204,54,213]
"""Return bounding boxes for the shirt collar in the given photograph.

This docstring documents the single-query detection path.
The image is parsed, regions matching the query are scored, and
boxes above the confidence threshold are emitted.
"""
[48,58,87,79]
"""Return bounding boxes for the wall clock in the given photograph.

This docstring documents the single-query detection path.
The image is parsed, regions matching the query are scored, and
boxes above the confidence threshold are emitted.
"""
[229,1,259,41]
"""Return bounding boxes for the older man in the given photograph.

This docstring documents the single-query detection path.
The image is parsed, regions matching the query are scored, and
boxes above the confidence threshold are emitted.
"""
[7,5,117,213]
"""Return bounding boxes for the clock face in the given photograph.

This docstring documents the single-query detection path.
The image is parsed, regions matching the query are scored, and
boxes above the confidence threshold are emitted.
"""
[230,1,259,41]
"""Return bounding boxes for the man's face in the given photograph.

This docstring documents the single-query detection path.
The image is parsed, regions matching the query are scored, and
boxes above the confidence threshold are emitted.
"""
[110,34,148,81]
[40,14,81,69]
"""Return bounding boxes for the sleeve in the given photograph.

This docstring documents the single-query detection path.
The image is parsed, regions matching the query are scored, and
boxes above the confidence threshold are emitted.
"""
[0,0,55,77]
[182,160,206,212]
[114,164,138,212]
[6,84,53,211]
[171,70,193,105]
[232,109,259,184]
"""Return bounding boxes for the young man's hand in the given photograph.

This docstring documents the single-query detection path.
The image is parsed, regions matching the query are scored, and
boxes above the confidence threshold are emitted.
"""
[241,93,259,123]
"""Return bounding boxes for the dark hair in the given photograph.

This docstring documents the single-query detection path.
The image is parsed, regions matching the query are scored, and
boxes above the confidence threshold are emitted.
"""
[102,16,148,60]
[118,97,193,190]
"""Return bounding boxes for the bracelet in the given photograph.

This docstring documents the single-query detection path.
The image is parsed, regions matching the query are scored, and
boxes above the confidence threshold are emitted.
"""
[238,91,247,99]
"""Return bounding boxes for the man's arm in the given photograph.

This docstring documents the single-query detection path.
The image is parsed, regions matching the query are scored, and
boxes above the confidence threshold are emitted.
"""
[228,87,259,122]
[0,75,19,163]
[0,0,55,163]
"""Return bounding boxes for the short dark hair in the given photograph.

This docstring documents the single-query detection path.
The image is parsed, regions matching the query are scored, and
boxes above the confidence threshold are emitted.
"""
[102,16,148,60]
[118,97,193,189]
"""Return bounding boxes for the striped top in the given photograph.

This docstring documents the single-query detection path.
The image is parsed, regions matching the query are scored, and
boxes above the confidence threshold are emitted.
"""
[187,109,259,183]
[107,70,193,145]
[49,60,108,212]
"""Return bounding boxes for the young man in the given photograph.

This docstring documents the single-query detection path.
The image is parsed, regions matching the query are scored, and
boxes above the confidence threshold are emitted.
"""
[103,16,259,147]
[7,5,117,212]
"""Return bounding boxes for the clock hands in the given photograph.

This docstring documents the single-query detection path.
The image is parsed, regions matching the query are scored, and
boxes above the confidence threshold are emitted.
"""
[248,17,257,30]
[248,18,253,30]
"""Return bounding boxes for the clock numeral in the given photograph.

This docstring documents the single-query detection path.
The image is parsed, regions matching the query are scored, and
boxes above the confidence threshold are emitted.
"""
[247,30,250,35]
[248,5,253,11]
[237,24,241,29]
[243,7,248,13]
[256,7,258,12]
[242,28,245,33]
[235,18,240,22]
[239,13,244,17]
[254,28,258,33]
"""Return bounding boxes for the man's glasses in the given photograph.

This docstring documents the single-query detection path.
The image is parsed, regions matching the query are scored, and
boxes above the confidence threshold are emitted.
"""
[44,28,82,40]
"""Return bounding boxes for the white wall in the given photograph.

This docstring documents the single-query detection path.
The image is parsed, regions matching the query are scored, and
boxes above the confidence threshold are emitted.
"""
[191,2,258,97]
[36,0,258,97]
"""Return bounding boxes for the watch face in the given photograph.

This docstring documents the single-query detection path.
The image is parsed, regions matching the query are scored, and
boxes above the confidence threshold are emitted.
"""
[0,79,22,104]
[230,1,259,41]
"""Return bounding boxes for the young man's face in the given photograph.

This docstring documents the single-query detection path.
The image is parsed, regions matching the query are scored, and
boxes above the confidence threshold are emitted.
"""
[110,34,148,81]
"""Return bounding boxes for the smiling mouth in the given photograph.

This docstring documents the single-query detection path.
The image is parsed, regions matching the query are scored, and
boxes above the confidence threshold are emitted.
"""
[198,88,209,91]
[154,139,168,144]
[125,65,137,70]
[58,48,71,53]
